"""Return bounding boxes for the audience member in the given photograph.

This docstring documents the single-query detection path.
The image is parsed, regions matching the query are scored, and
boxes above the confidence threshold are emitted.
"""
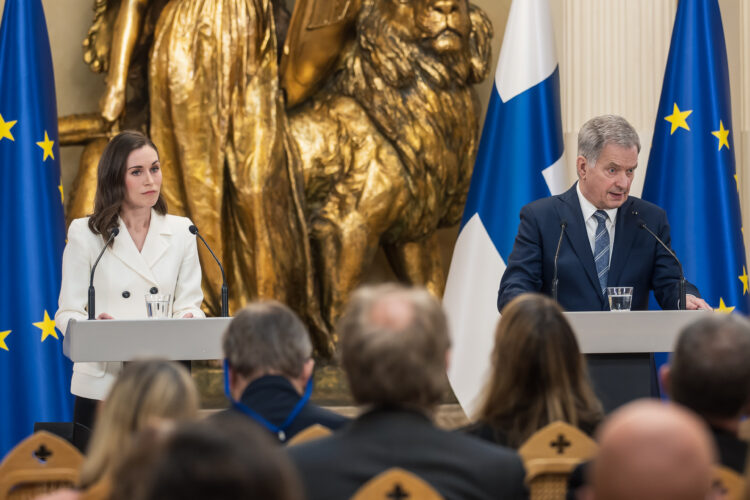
[77,359,199,489]
[221,301,348,442]
[110,415,303,500]
[288,284,527,500]
[660,314,750,473]
[466,293,603,448]
[588,399,716,500]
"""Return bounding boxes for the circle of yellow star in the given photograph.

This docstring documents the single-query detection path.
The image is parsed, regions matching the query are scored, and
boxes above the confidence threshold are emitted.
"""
[58,178,64,204]
[36,131,55,161]
[664,103,692,135]
[711,121,730,151]
[716,298,735,314]
[33,310,59,342]
[739,267,749,295]
[0,113,17,142]
[0,330,10,351]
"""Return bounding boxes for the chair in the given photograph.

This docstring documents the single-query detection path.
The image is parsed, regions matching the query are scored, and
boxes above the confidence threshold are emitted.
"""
[350,468,444,500]
[0,431,83,500]
[518,421,598,500]
[286,424,332,446]
[712,465,745,500]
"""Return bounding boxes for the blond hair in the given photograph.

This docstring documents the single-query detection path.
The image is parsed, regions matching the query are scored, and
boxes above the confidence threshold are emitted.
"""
[78,359,199,488]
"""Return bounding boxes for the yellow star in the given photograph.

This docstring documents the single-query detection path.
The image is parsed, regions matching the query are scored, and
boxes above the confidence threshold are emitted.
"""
[36,131,55,161]
[716,298,735,314]
[58,178,64,204]
[735,174,740,193]
[32,310,58,342]
[740,267,749,295]
[0,113,17,142]
[711,121,730,151]
[664,103,692,135]
[0,330,9,351]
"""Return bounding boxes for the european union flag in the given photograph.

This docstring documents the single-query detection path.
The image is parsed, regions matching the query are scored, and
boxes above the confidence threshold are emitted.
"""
[0,0,73,456]
[443,0,566,413]
[642,0,748,316]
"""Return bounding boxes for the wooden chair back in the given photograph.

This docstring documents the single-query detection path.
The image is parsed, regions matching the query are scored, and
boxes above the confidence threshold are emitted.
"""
[287,424,332,446]
[518,421,598,500]
[712,465,745,500]
[0,431,83,500]
[350,468,444,500]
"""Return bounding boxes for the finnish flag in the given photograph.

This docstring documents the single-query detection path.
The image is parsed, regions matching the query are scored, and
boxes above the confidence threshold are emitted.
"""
[443,0,566,415]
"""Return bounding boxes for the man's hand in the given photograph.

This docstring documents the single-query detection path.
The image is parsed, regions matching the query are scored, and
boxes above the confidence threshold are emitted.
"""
[685,294,712,311]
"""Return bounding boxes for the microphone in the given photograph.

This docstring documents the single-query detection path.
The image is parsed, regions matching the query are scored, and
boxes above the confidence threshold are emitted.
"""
[552,220,568,303]
[637,218,686,310]
[88,227,119,320]
[189,225,229,317]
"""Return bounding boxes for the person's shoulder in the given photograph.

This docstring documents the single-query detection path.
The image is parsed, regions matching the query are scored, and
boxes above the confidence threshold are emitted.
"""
[163,213,193,229]
[66,217,97,242]
[304,403,351,429]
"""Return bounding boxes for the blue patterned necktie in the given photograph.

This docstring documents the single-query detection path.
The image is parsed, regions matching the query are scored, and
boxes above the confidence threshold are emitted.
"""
[593,210,610,295]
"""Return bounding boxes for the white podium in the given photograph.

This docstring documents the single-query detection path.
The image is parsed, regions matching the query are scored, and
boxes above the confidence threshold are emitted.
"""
[564,310,708,353]
[63,318,231,362]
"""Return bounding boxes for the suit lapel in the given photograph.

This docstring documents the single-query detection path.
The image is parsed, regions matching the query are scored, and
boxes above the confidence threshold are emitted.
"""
[608,198,637,287]
[110,211,161,285]
[141,211,171,269]
[555,185,604,304]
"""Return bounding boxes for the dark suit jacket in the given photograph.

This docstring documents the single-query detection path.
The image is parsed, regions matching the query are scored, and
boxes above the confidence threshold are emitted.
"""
[498,184,699,312]
[287,408,528,500]
[711,425,748,473]
[226,375,349,443]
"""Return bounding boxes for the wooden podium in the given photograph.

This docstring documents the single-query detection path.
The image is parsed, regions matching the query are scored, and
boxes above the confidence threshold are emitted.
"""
[564,310,708,412]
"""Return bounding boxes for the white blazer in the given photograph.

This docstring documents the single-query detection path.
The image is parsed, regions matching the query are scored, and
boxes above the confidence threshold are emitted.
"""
[55,210,205,400]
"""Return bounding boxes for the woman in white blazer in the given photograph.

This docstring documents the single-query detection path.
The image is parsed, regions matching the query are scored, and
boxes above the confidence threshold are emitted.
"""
[55,130,205,433]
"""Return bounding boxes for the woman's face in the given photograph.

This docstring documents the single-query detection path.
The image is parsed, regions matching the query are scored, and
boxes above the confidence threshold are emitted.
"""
[122,145,161,212]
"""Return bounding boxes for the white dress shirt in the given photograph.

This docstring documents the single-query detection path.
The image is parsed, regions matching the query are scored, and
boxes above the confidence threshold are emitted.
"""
[576,183,617,263]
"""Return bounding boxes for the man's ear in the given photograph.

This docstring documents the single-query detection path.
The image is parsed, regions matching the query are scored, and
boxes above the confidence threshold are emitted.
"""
[659,364,671,397]
[576,155,588,179]
[301,358,315,384]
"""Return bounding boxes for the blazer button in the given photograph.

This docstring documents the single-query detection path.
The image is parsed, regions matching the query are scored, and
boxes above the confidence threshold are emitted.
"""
[150,287,158,294]
[122,291,130,298]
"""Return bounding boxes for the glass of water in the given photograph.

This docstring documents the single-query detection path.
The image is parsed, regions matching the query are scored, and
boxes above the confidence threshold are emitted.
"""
[607,287,633,311]
[145,293,171,318]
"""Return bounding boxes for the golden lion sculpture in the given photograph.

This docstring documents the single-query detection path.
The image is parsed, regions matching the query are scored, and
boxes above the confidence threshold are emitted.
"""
[289,0,493,330]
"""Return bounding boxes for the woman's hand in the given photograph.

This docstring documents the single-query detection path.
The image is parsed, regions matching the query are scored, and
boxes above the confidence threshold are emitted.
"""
[182,312,194,318]
[96,312,114,320]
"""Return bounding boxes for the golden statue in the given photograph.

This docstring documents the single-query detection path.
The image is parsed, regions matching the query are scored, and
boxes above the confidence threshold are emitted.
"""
[285,0,493,330]
[60,0,493,354]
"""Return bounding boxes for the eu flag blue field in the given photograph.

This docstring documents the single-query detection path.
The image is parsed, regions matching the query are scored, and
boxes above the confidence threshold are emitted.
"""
[0,0,73,457]
[642,0,749,316]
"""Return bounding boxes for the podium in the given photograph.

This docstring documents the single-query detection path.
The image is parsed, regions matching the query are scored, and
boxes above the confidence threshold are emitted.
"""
[564,310,708,412]
[63,318,232,362]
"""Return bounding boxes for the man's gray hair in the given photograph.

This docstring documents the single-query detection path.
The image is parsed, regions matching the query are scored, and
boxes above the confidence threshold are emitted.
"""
[338,284,451,410]
[578,115,641,165]
[222,301,312,379]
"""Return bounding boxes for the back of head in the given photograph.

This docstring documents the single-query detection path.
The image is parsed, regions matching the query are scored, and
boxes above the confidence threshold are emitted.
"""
[577,114,641,165]
[338,284,450,410]
[480,294,602,447]
[130,416,303,500]
[591,400,716,500]
[79,359,199,488]
[223,301,312,379]
[669,315,750,420]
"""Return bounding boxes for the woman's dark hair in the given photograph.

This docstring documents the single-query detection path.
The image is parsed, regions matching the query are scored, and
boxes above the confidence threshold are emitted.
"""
[88,130,167,240]
[477,293,603,448]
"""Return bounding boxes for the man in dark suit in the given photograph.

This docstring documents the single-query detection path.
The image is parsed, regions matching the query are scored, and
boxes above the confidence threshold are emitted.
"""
[221,301,348,443]
[660,315,750,473]
[498,115,710,312]
[288,284,527,500]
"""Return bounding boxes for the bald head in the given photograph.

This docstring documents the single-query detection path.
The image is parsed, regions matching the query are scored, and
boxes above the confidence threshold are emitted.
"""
[590,400,716,500]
